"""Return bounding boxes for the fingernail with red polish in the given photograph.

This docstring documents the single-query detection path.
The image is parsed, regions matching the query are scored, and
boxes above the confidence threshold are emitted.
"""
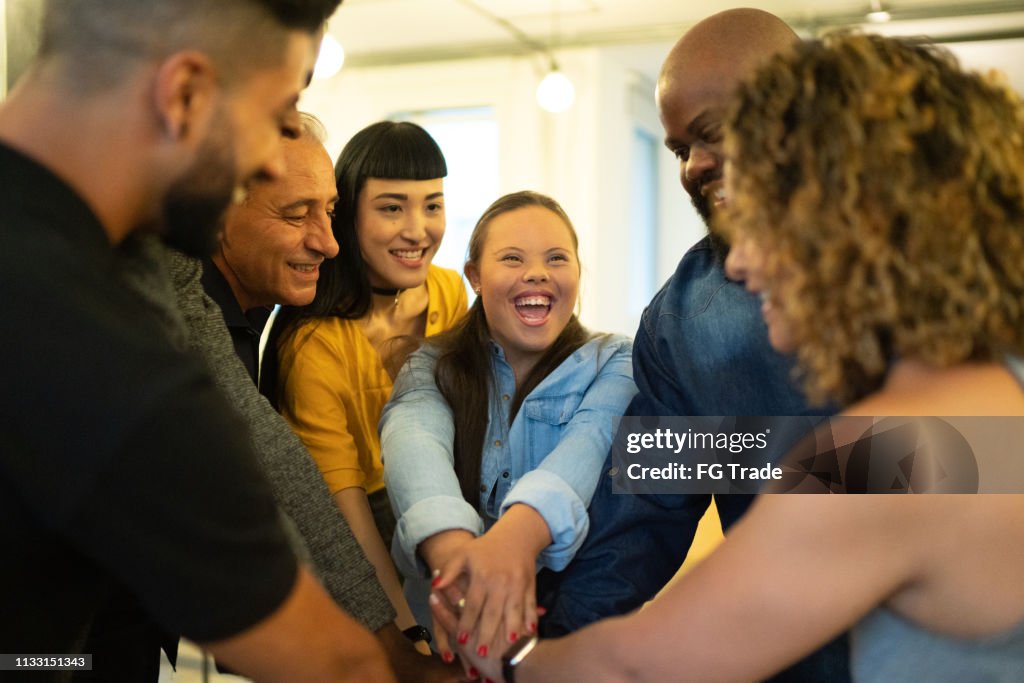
[477,644,488,657]
[468,667,479,679]
[536,606,547,615]
[486,679,496,683]
[529,622,537,633]
[457,631,469,645]
[508,631,518,642]
[441,650,454,664]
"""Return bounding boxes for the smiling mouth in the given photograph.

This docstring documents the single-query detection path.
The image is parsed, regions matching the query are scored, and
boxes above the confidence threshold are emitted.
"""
[702,184,726,208]
[515,294,552,325]
[289,263,319,274]
[391,248,426,263]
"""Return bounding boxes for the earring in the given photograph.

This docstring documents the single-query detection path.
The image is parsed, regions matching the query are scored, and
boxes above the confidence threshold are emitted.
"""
[473,286,481,294]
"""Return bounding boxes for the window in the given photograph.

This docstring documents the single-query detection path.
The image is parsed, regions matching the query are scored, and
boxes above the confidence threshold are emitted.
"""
[630,126,658,316]
[392,107,500,298]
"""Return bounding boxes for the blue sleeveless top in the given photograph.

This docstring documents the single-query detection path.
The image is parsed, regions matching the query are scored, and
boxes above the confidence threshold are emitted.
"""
[853,355,1024,681]
[852,608,1024,682]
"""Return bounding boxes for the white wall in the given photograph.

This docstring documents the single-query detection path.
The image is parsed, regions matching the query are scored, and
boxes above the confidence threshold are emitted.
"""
[945,38,1024,95]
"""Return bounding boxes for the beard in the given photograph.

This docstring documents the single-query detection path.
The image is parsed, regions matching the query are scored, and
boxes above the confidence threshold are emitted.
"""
[690,191,712,226]
[161,111,238,257]
[689,182,731,263]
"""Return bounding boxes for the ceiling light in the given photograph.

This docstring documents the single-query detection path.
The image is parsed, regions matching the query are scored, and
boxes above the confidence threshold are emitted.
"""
[866,0,891,23]
[536,65,575,113]
[313,34,345,80]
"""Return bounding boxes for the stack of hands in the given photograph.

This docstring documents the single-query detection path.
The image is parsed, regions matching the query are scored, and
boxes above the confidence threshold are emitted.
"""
[421,505,551,681]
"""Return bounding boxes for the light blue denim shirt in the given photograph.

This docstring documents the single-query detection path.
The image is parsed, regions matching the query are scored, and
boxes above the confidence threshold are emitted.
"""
[381,333,636,579]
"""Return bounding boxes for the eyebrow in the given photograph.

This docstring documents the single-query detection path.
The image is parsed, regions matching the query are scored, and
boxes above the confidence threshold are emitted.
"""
[371,192,445,201]
[492,246,572,255]
[663,110,720,148]
[686,110,721,136]
[279,196,339,213]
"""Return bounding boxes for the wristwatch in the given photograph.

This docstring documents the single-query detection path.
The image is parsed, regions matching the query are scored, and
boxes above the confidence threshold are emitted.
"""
[401,624,432,645]
[501,633,539,683]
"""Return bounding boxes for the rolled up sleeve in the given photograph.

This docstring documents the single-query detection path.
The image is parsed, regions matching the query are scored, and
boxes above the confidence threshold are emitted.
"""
[381,347,484,577]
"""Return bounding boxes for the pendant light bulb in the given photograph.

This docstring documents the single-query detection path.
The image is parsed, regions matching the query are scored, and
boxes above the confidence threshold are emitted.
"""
[536,68,575,113]
[313,34,345,80]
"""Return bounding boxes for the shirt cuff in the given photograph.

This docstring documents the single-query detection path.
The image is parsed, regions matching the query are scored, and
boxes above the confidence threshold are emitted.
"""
[500,470,589,571]
[393,495,483,578]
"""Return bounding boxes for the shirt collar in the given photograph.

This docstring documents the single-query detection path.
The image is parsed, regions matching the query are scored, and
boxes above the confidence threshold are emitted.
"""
[199,256,271,334]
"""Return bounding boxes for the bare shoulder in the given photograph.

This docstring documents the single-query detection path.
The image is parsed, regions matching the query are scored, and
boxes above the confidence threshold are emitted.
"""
[845,362,1024,417]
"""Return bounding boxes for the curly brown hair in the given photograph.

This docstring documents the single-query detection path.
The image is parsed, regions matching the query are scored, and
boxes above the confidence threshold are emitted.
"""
[720,32,1024,406]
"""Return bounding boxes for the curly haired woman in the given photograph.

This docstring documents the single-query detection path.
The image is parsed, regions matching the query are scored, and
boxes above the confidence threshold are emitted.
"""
[445,33,1024,682]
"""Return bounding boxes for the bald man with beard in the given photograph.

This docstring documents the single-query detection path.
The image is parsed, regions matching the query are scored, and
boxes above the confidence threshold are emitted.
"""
[527,9,847,682]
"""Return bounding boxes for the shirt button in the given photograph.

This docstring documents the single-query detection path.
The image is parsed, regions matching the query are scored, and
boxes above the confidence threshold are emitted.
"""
[494,439,502,447]
[429,311,439,324]
[502,471,510,479]
[502,394,510,401]
[479,485,488,492]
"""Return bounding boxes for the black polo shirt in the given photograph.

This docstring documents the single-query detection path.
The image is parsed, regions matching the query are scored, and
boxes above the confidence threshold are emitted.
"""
[200,258,272,386]
[0,142,297,677]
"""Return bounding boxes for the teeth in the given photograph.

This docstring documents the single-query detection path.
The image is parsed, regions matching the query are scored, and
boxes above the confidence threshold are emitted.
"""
[714,188,726,202]
[759,292,770,303]
[232,185,248,205]
[392,249,424,259]
[516,295,551,307]
[291,264,316,273]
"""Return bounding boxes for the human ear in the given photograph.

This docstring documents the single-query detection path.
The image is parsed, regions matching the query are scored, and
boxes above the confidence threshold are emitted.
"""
[464,262,481,294]
[151,51,218,144]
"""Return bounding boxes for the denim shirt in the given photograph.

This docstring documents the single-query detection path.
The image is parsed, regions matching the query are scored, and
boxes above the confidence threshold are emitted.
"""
[539,237,848,682]
[381,334,636,579]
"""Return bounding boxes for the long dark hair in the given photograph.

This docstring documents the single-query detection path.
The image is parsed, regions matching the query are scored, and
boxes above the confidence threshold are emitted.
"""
[262,120,448,404]
[431,191,592,509]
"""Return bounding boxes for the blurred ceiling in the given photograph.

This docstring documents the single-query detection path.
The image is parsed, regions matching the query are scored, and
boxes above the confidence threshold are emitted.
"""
[330,0,1024,69]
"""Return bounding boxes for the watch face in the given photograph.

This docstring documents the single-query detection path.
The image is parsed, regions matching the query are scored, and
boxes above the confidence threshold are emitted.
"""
[504,633,540,666]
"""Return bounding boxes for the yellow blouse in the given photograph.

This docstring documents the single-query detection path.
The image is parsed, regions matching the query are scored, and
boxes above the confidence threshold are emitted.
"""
[276,265,467,495]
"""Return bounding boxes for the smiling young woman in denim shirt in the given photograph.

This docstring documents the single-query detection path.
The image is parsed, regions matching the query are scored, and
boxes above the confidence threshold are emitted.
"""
[380,191,636,672]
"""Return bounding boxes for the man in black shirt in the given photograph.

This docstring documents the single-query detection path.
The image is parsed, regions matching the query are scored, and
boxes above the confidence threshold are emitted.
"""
[202,112,339,385]
[201,261,276,382]
[0,1,393,681]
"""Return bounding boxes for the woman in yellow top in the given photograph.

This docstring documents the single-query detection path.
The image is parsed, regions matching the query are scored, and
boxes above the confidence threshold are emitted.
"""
[264,120,467,643]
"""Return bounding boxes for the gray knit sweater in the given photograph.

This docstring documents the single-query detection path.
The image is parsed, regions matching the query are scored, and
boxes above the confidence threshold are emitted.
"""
[119,236,394,631]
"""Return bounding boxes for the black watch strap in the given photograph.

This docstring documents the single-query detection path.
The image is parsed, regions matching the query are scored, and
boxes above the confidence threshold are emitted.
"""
[402,624,432,644]
[501,633,539,683]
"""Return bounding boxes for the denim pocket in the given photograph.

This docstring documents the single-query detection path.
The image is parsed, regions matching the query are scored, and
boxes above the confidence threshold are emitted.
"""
[523,392,583,425]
